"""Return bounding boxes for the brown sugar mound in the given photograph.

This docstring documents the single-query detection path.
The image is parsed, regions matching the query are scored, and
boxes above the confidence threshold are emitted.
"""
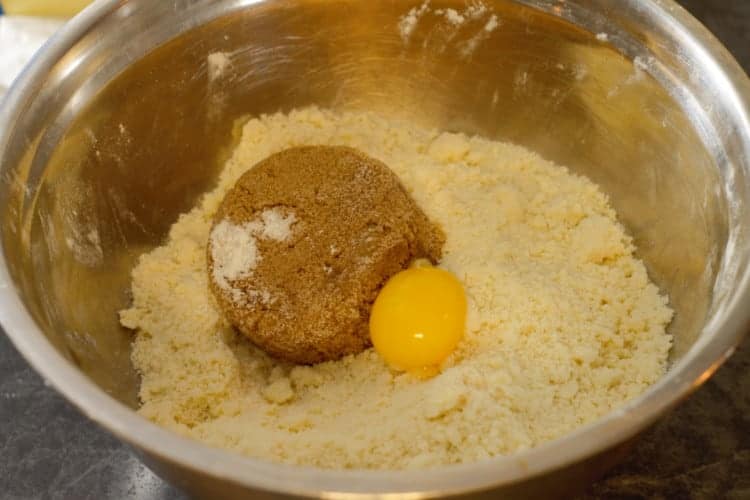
[207,146,445,364]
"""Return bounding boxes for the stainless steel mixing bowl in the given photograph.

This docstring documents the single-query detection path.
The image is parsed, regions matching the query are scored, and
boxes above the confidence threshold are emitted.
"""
[1,0,749,498]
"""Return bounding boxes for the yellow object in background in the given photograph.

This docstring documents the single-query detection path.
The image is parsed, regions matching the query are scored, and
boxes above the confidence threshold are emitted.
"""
[2,0,92,17]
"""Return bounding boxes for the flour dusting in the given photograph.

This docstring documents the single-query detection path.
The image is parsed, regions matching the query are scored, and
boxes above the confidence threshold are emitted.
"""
[209,207,295,304]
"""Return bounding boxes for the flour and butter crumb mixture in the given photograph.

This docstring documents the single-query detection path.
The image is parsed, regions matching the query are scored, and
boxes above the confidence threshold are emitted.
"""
[119,107,673,470]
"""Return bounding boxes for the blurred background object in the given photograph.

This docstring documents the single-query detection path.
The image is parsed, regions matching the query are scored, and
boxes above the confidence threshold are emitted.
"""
[0,16,63,99]
[1,0,91,17]
[0,0,91,98]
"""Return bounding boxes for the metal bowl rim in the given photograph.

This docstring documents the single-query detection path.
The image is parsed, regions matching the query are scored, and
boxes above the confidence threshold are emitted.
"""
[1,0,749,496]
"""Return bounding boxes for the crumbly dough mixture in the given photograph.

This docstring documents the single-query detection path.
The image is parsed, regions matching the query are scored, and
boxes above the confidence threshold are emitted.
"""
[119,107,673,469]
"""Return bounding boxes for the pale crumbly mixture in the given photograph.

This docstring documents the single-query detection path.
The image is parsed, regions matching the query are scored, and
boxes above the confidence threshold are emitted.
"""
[119,107,673,470]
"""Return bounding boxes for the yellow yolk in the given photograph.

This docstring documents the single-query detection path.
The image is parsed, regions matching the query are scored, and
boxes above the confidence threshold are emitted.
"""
[369,263,467,377]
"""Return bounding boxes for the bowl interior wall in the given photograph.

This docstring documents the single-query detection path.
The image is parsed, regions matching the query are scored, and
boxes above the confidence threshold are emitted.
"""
[1,0,726,407]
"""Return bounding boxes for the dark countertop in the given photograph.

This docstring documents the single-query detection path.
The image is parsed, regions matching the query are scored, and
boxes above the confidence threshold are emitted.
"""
[1,1,749,499]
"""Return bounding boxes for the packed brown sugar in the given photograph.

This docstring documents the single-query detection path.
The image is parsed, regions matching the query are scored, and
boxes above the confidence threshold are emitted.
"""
[207,145,445,365]
[119,107,673,469]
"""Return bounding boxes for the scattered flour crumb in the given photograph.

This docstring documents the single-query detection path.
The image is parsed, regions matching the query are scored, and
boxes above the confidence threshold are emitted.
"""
[398,0,431,42]
[491,89,500,107]
[596,33,609,42]
[64,222,103,268]
[399,0,497,57]
[207,52,231,82]
[609,56,651,98]
[442,8,465,25]
[574,64,589,81]
[465,2,488,20]
[484,14,499,32]
[459,13,499,58]
[634,55,651,74]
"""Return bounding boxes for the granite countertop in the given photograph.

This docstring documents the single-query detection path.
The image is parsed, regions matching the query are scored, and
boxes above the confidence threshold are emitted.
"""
[1,1,749,499]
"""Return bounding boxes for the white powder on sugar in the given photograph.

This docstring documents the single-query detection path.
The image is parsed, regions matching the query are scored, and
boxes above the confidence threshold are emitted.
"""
[209,219,259,302]
[260,208,296,241]
[209,208,296,304]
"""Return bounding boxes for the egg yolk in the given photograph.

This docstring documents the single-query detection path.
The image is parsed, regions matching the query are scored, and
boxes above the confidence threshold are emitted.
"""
[369,262,466,377]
